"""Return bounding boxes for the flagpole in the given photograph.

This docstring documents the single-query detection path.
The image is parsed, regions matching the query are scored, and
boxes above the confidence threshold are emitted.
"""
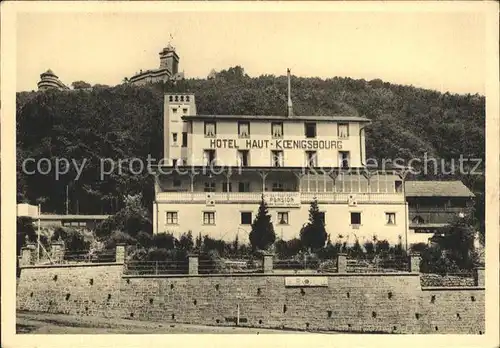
[37,204,41,263]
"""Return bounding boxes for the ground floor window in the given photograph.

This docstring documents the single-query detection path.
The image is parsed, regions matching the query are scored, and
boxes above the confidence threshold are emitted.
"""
[241,212,252,225]
[350,212,361,225]
[277,212,289,225]
[203,211,216,225]
[385,212,396,225]
[166,212,178,225]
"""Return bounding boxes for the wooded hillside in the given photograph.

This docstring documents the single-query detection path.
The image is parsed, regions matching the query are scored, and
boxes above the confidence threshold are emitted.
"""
[16,66,485,230]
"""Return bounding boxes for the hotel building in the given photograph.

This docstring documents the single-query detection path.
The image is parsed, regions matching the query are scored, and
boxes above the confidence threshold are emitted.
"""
[152,78,425,247]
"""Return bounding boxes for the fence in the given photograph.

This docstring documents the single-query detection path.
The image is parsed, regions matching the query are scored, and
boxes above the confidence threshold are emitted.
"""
[124,261,189,275]
[18,244,485,287]
[345,257,409,273]
[18,243,122,267]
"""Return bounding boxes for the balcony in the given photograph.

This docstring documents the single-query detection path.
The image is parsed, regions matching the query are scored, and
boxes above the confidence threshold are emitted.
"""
[409,207,469,225]
[155,191,405,204]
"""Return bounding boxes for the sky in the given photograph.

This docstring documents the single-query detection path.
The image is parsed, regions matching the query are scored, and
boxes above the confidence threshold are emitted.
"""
[16,10,486,94]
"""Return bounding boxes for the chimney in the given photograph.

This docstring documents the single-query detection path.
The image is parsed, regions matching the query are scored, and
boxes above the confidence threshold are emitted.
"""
[287,68,293,117]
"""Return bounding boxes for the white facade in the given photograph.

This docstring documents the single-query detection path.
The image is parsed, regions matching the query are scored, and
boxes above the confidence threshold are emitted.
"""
[154,93,420,246]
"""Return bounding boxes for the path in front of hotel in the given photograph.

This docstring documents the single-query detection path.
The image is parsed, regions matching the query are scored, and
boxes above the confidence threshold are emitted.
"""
[16,311,315,334]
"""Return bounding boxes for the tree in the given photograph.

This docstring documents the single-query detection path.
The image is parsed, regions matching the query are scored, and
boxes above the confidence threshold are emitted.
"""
[95,194,152,238]
[300,198,328,252]
[249,195,276,251]
[17,217,36,255]
[178,231,194,251]
[433,215,477,269]
[71,81,92,89]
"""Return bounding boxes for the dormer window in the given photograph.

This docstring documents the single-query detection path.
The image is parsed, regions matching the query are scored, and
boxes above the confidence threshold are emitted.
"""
[238,122,250,138]
[338,123,349,138]
[271,122,283,138]
[305,123,316,138]
[204,122,216,138]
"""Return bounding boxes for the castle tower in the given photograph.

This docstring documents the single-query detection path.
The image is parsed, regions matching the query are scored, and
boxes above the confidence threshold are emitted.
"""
[159,44,179,75]
[37,69,68,91]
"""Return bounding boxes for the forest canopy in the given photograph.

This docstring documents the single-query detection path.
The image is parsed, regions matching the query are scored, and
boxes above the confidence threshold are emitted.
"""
[16,66,485,228]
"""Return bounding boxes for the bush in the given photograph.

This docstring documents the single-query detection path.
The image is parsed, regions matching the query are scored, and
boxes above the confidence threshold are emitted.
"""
[178,231,194,251]
[136,231,153,248]
[104,231,136,249]
[409,242,428,253]
[199,249,226,274]
[152,233,176,250]
[17,216,36,255]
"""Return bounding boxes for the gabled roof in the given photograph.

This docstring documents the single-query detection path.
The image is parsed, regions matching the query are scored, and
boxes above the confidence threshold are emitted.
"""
[182,114,370,123]
[405,181,475,197]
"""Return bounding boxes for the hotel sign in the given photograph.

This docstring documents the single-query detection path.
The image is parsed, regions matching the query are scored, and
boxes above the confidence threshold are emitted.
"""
[209,139,343,150]
[264,192,301,207]
[284,276,329,287]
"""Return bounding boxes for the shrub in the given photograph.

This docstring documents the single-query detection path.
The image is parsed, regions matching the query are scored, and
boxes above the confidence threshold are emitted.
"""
[104,230,136,249]
[152,233,176,250]
[136,231,153,249]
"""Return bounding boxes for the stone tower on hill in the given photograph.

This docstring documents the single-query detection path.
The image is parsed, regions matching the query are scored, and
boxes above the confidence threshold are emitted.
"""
[129,44,184,86]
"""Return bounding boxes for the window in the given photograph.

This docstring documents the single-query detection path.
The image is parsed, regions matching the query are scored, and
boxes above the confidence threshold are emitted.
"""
[204,182,215,192]
[271,122,283,138]
[350,212,361,225]
[241,212,252,225]
[272,182,284,192]
[271,150,284,167]
[203,212,215,225]
[172,133,178,146]
[173,179,181,187]
[306,151,317,167]
[182,108,188,114]
[277,212,289,225]
[338,123,349,138]
[222,182,233,192]
[238,182,250,192]
[204,122,216,137]
[305,123,316,138]
[172,159,178,167]
[395,180,403,193]
[339,151,350,169]
[172,108,178,114]
[182,132,188,147]
[166,212,178,225]
[203,150,216,166]
[237,150,249,167]
[386,213,396,225]
[238,122,250,138]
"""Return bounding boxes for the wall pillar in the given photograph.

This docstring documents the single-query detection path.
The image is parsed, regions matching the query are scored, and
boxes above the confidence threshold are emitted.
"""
[409,253,421,273]
[188,254,199,275]
[262,253,274,273]
[19,245,34,267]
[115,244,126,264]
[337,253,347,273]
[474,267,485,287]
[51,241,65,263]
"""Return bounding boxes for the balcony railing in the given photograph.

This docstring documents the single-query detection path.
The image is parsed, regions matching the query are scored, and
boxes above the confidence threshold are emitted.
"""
[156,191,405,204]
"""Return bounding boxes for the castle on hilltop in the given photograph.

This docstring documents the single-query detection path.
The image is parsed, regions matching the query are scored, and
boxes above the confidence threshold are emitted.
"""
[128,44,185,86]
